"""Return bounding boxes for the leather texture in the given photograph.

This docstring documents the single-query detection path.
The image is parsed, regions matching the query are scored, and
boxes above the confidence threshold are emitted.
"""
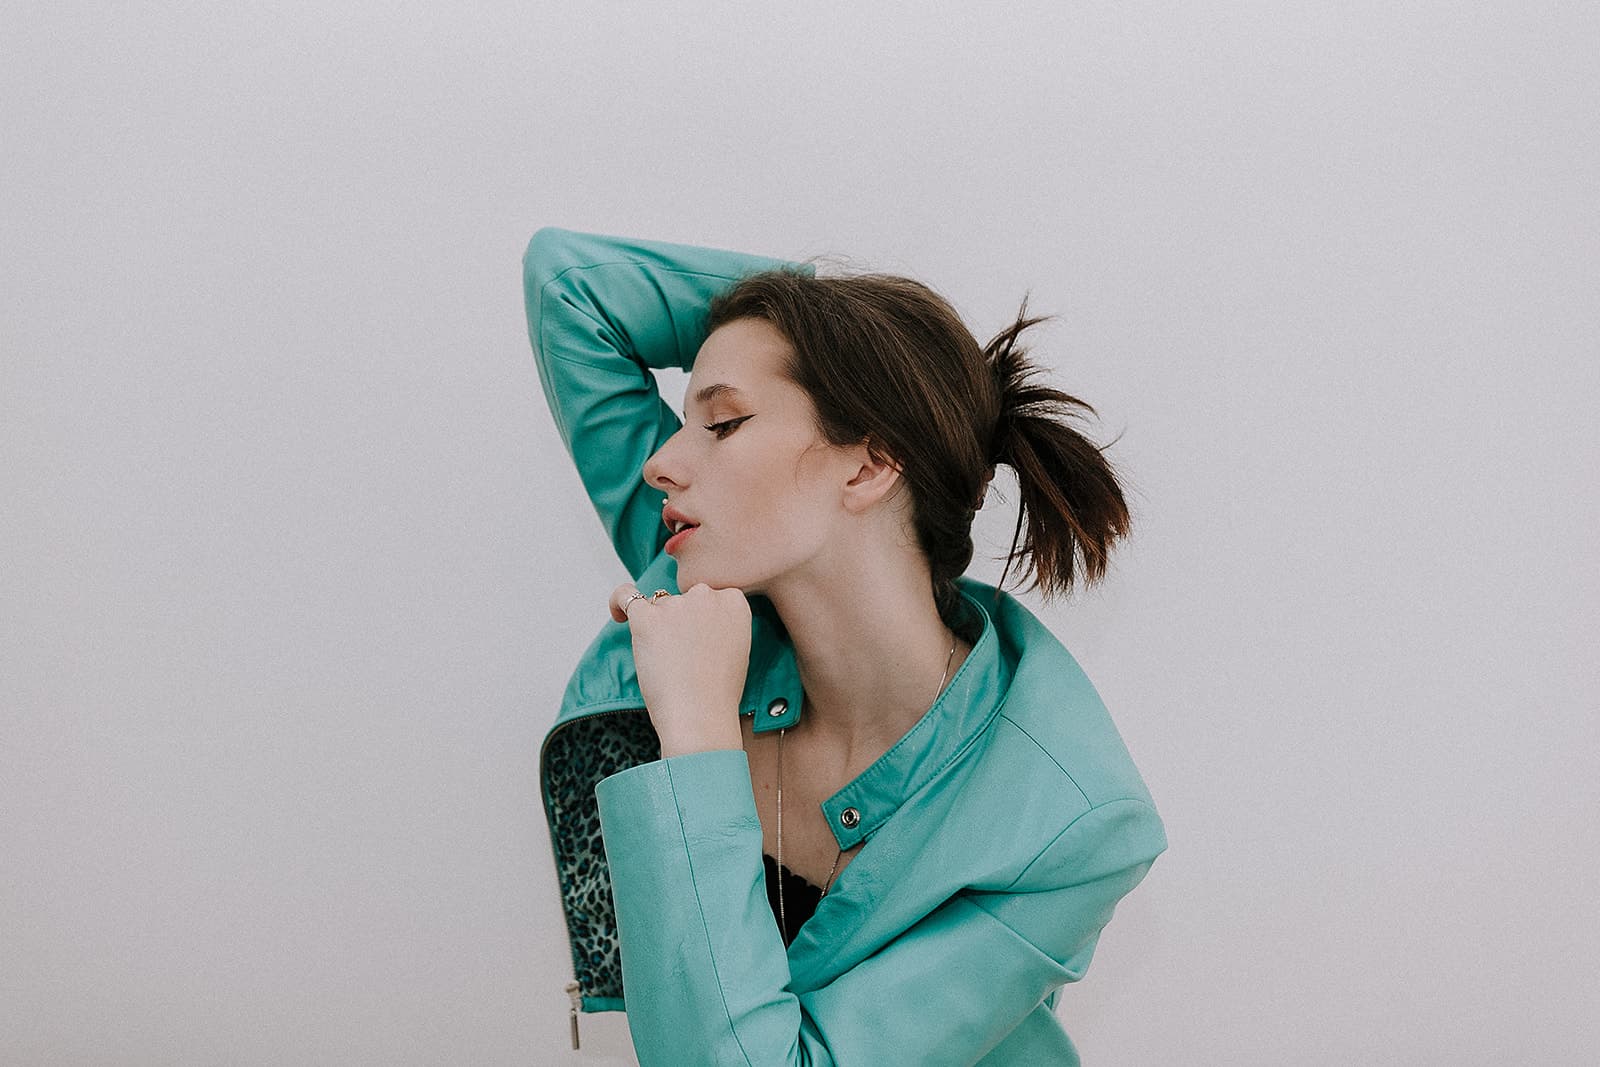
[526,226,1167,1066]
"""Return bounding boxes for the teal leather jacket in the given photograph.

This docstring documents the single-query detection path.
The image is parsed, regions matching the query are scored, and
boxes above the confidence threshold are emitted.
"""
[525,227,1167,1066]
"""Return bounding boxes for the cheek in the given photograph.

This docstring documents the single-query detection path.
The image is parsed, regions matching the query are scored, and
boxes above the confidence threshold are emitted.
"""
[716,479,791,546]
[725,438,833,541]
[754,487,833,552]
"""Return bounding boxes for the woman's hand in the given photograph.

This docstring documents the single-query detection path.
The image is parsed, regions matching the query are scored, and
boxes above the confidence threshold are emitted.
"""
[609,582,752,758]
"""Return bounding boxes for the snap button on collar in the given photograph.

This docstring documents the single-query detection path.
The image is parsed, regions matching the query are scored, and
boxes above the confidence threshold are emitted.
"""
[767,698,788,717]
[840,807,861,829]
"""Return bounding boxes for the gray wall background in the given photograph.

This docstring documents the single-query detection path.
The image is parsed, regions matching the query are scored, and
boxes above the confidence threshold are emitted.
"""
[4,3,1596,1064]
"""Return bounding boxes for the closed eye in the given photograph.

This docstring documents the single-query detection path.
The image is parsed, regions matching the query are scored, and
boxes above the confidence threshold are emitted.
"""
[703,416,753,439]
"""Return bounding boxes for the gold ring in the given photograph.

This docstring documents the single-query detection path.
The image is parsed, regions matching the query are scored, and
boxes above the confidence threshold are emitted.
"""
[651,589,671,600]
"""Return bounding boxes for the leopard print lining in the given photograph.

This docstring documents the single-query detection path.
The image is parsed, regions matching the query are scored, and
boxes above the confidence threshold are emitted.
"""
[541,709,660,1007]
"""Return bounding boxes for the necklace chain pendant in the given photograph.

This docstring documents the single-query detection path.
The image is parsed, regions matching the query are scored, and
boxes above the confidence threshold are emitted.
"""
[773,633,957,946]
[777,727,842,947]
[777,726,786,944]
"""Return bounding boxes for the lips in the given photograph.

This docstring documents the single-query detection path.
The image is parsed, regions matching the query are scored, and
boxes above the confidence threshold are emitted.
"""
[664,524,698,555]
[662,505,700,536]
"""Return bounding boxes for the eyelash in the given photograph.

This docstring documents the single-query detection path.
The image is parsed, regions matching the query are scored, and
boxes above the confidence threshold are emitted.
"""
[702,416,752,440]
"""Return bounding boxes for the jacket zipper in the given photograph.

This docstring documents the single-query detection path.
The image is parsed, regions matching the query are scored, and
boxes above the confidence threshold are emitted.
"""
[565,979,582,1049]
[540,705,652,1052]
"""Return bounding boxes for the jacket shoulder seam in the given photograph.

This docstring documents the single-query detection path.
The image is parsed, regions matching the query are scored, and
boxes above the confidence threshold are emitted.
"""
[1000,796,1162,893]
[993,711,1091,809]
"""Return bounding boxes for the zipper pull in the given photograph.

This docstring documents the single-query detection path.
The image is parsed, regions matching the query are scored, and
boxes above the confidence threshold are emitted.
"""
[565,980,581,1050]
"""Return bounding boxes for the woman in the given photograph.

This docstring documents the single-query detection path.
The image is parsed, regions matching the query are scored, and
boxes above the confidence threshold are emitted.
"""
[525,226,1166,1066]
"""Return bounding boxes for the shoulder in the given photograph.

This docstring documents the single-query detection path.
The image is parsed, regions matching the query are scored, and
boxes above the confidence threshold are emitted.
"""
[953,577,1166,874]
[959,577,1155,806]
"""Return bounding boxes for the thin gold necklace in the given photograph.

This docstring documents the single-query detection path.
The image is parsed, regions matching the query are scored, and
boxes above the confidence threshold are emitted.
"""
[776,632,960,945]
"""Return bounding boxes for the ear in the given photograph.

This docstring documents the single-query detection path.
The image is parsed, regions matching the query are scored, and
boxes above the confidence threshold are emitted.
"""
[841,435,905,514]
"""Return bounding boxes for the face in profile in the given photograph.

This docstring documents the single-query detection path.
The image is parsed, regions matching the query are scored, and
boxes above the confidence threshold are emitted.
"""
[642,318,867,597]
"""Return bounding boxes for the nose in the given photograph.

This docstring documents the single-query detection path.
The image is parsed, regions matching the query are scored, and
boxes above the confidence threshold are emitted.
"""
[642,434,682,492]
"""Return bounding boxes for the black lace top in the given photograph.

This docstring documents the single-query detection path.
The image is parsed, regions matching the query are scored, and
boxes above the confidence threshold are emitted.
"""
[762,853,824,947]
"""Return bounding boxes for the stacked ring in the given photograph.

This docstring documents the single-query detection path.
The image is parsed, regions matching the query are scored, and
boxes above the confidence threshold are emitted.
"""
[622,588,673,615]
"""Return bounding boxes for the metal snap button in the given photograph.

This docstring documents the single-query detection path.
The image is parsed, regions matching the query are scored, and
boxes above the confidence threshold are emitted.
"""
[767,697,788,717]
[840,807,861,829]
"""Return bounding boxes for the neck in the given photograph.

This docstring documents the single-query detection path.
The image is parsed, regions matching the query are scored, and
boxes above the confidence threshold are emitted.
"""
[758,552,970,770]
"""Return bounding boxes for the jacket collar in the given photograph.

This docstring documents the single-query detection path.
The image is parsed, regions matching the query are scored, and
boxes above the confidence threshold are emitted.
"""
[553,556,1013,853]
[737,577,1007,851]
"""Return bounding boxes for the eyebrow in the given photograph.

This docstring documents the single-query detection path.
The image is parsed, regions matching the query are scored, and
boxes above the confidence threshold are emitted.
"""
[681,383,745,420]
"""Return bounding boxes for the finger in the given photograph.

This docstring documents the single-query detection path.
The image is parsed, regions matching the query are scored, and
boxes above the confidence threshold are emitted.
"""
[610,584,641,623]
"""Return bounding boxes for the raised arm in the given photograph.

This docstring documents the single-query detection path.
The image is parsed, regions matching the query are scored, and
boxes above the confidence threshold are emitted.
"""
[522,227,814,580]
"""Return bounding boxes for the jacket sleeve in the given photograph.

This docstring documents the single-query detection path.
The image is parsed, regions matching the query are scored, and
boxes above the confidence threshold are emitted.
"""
[593,748,1167,1067]
[522,226,814,581]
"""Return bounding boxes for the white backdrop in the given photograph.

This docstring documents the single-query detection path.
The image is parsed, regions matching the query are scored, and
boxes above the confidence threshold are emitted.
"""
[4,3,1597,1064]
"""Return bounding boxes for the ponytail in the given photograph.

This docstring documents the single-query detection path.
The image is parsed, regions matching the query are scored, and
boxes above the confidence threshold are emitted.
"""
[983,296,1132,602]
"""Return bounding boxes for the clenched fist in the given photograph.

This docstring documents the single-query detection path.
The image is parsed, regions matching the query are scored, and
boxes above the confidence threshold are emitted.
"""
[609,582,752,758]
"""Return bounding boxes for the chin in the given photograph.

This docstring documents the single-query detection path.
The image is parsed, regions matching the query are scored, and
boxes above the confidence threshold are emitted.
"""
[671,560,709,591]
[673,559,763,596]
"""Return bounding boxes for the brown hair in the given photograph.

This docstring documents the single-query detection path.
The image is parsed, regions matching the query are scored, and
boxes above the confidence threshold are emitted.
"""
[706,266,1131,620]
